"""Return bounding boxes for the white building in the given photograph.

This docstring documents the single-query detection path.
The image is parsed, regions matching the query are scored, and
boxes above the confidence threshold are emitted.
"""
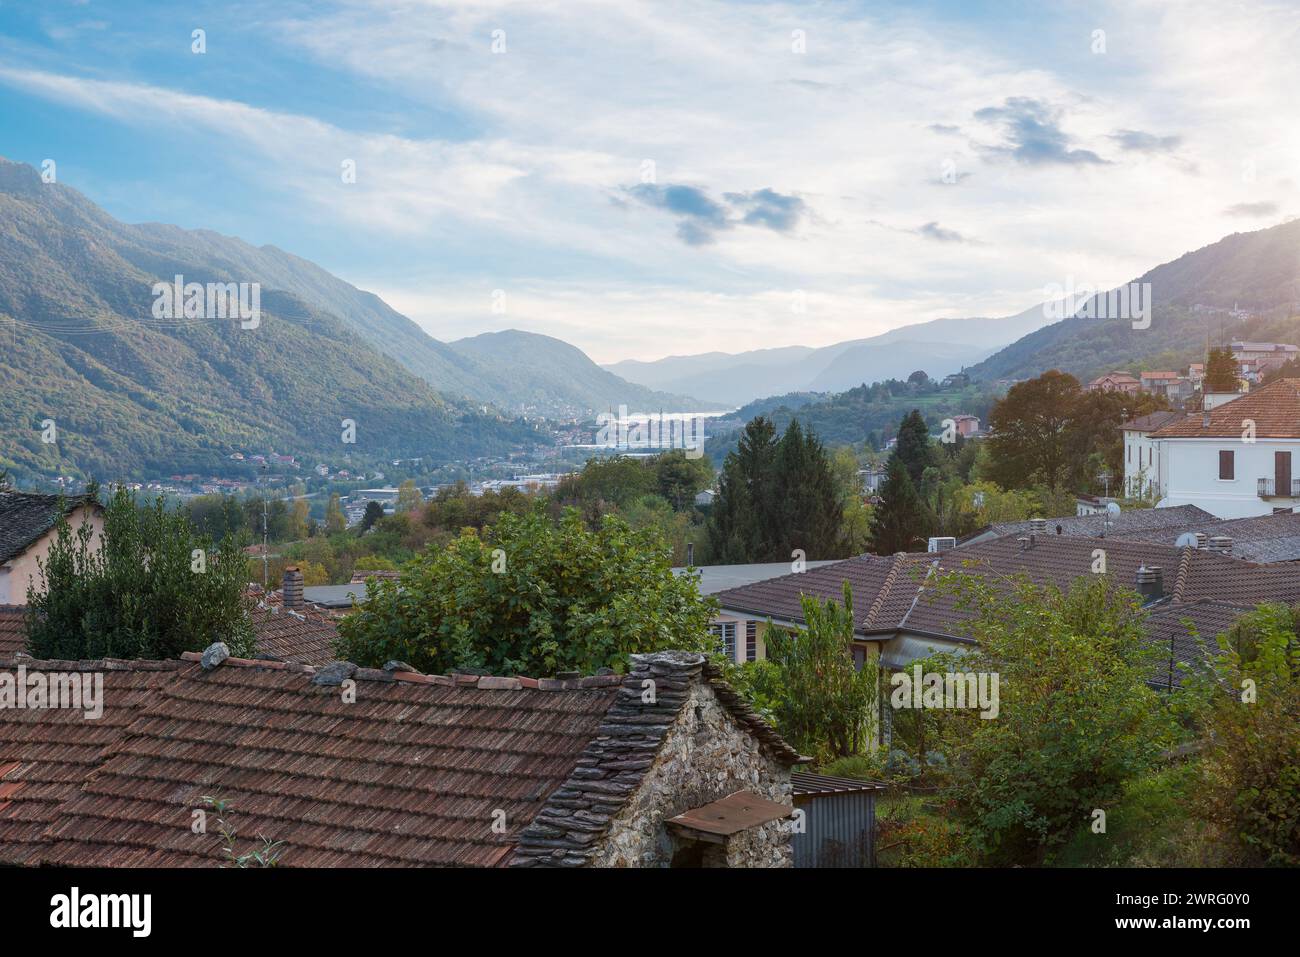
[1149,378,1300,518]
[1121,410,1185,499]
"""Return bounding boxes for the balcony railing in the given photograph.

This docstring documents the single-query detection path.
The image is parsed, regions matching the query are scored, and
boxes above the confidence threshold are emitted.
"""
[1257,478,1300,498]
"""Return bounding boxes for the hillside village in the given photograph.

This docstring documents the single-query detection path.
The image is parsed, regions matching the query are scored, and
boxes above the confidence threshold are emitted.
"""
[4,328,1300,872]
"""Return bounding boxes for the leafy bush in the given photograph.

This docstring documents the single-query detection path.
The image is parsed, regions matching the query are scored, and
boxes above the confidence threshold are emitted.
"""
[27,487,254,660]
[927,572,1169,865]
[1184,604,1300,865]
[336,508,716,676]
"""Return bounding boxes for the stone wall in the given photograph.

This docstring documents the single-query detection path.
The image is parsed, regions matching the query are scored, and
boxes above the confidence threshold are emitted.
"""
[589,676,793,868]
[510,651,799,868]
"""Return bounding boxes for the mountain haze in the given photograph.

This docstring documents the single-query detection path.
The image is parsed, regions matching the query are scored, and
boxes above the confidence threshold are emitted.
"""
[604,303,1054,406]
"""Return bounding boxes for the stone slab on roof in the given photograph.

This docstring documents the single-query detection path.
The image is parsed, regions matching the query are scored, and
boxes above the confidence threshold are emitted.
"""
[0,492,95,566]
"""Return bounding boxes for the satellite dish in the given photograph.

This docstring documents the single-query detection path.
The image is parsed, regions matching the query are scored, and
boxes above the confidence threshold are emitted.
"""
[1105,501,1122,515]
[1175,532,1199,548]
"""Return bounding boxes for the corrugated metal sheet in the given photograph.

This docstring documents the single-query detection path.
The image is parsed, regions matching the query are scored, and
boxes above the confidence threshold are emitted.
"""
[792,790,876,868]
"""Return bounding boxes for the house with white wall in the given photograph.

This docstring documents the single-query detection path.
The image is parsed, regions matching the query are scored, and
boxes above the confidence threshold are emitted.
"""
[1121,410,1185,499]
[1150,378,1300,518]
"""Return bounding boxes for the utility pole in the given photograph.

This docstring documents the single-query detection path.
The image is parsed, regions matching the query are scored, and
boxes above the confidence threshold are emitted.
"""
[262,495,269,588]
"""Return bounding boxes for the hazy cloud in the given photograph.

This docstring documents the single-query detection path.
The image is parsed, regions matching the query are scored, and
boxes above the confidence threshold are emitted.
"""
[973,97,1107,166]
[1109,129,1182,153]
[917,221,970,243]
[1223,200,1279,217]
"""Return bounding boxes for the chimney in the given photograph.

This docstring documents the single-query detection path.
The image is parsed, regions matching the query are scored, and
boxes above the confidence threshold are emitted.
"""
[1194,532,1207,549]
[1017,535,1031,551]
[1135,565,1164,604]
[1029,517,1048,534]
[686,542,695,567]
[1202,411,1211,428]
[1207,535,1233,556]
[282,565,304,610]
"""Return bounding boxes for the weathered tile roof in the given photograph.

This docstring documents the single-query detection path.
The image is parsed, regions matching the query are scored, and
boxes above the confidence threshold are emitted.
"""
[0,606,25,657]
[1151,378,1300,437]
[248,605,339,665]
[1142,599,1253,687]
[2,649,801,867]
[0,604,338,665]
[964,504,1215,544]
[1108,509,1300,564]
[0,492,95,565]
[0,657,182,866]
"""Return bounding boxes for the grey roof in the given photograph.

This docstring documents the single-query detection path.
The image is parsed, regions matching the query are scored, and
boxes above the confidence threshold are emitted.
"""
[672,561,839,595]
[300,582,369,608]
[1108,509,1300,564]
[962,504,1216,545]
[0,492,96,565]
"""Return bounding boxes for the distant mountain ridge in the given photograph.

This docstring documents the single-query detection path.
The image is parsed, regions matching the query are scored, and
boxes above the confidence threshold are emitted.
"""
[0,157,544,479]
[604,303,1054,406]
[966,218,1300,384]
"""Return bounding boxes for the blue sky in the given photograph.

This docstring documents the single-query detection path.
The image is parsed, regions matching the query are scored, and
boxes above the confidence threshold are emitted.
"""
[1,0,1297,362]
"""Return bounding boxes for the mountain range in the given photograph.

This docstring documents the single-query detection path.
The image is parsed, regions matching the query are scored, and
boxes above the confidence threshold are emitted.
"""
[0,157,709,479]
[966,218,1300,383]
[603,303,1054,406]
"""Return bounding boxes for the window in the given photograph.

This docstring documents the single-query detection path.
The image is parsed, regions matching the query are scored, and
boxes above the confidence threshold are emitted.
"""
[708,621,736,661]
[1219,450,1235,480]
[745,621,758,662]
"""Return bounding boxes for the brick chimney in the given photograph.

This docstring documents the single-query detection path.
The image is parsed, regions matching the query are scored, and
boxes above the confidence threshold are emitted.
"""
[282,565,304,610]
[1136,565,1164,604]
[1207,535,1233,556]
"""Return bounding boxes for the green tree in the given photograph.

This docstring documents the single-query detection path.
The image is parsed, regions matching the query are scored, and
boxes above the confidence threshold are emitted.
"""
[895,409,938,486]
[707,416,778,562]
[985,370,1082,491]
[336,508,716,676]
[396,479,423,514]
[26,488,255,660]
[359,500,385,532]
[770,419,844,560]
[867,456,933,554]
[654,449,713,510]
[927,572,1167,865]
[763,583,879,763]
[1204,346,1240,392]
[325,493,347,533]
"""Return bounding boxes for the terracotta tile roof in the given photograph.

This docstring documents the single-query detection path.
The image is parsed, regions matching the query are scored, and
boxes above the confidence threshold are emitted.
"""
[3,649,801,868]
[0,606,26,657]
[1150,377,1300,437]
[0,657,182,866]
[0,492,96,565]
[715,536,1300,685]
[32,656,622,867]
[248,605,338,665]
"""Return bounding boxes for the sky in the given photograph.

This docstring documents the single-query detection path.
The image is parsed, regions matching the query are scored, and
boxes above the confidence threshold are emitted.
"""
[1,0,1298,363]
